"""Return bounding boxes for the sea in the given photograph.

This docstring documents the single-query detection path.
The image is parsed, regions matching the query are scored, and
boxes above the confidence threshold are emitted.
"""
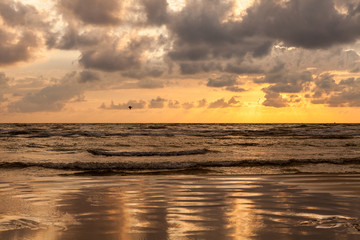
[2,123,360,239]
[0,123,359,174]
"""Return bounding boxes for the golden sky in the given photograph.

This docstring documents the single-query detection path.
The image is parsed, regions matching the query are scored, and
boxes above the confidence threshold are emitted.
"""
[1,0,360,123]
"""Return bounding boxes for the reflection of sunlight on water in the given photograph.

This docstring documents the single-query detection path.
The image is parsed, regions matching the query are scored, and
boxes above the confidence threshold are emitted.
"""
[2,173,360,239]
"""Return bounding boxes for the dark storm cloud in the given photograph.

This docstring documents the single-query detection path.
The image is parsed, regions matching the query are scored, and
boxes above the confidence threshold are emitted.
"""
[59,0,122,25]
[79,37,153,72]
[224,63,264,75]
[8,72,86,112]
[242,0,360,49]
[179,62,223,75]
[141,0,168,25]
[256,70,313,93]
[122,69,164,79]
[207,75,247,92]
[207,75,238,88]
[311,74,360,107]
[56,26,104,50]
[166,0,275,65]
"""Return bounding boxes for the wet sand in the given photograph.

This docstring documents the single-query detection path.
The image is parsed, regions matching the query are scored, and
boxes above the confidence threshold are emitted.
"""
[1,170,360,240]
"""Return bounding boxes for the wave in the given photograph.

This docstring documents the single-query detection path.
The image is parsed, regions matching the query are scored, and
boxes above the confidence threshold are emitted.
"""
[1,124,360,139]
[1,158,360,171]
[87,148,209,157]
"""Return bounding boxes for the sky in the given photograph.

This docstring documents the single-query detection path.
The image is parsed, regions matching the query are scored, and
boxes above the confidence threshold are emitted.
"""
[1,0,360,123]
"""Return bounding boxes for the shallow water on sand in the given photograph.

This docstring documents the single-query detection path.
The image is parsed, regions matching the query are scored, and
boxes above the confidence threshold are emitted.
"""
[1,170,360,240]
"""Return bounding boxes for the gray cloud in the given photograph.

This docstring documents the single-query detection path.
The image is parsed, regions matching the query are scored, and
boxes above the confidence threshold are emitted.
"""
[207,75,237,88]
[136,79,164,89]
[100,98,210,110]
[56,26,104,50]
[197,99,207,108]
[168,100,180,108]
[8,72,86,112]
[261,88,289,108]
[0,72,11,102]
[79,37,153,72]
[101,100,147,110]
[149,97,167,108]
[141,0,168,25]
[225,86,246,92]
[59,0,122,25]
[207,75,247,92]
[256,70,313,93]
[0,1,49,28]
[0,0,55,64]
[78,71,100,83]
[0,30,39,66]
[208,96,241,108]
[242,0,360,49]
[182,102,195,109]
[311,74,360,107]
[166,0,275,66]
[179,62,223,75]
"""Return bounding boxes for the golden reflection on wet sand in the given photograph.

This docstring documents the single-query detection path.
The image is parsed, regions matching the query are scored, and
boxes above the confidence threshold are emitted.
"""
[1,172,360,239]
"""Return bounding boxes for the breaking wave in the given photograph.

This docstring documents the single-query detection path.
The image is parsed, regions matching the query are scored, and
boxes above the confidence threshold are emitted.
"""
[87,148,209,157]
[1,158,360,171]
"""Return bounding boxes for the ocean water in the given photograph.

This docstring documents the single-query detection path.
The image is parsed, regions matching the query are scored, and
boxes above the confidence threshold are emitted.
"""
[1,123,360,174]
[2,123,360,239]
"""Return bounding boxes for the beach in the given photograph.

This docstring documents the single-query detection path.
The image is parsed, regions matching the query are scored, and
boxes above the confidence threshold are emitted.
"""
[1,169,360,240]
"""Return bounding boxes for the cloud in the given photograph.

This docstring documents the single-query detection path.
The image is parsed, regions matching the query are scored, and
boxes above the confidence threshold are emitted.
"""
[207,75,247,92]
[207,75,238,88]
[261,88,289,108]
[78,71,100,83]
[0,72,11,103]
[182,102,195,109]
[141,0,168,25]
[168,100,180,108]
[208,96,241,108]
[311,74,360,107]
[179,62,223,75]
[101,100,147,110]
[100,98,210,110]
[225,86,246,92]
[56,26,104,50]
[242,0,360,49]
[58,0,122,25]
[166,0,275,70]
[0,29,39,66]
[79,36,153,72]
[8,72,86,112]
[149,97,167,108]
[0,0,55,62]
